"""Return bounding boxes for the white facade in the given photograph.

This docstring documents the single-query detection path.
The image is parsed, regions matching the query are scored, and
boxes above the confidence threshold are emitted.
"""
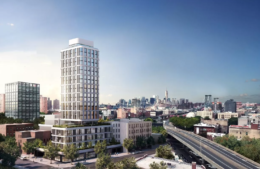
[50,38,113,149]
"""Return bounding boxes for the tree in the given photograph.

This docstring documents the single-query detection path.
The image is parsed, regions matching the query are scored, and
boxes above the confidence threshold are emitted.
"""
[204,116,211,120]
[0,137,21,167]
[155,145,174,159]
[149,161,167,169]
[123,138,134,153]
[22,141,34,154]
[88,142,93,149]
[33,138,43,148]
[228,117,238,126]
[110,137,117,144]
[44,141,59,164]
[62,144,79,164]
[81,142,86,149]
[121,157,138,169]
[75,162,87,169]
[147,136,155,148]
[157,135,166,144]
[160,130,168,138]
[94,140,107,155]
[95,153,111,169]
[136,136,147,149]
[107,161,124,169]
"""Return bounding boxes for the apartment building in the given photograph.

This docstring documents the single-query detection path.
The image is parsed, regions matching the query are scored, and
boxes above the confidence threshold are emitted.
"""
[40,95,48,114]
[229,123,260,139]
[217,112,238,120]
[196,110,213,119]
[111,118,152,152]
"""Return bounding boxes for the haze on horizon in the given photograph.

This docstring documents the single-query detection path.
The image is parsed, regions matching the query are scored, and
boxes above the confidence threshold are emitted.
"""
[0,0,260,104]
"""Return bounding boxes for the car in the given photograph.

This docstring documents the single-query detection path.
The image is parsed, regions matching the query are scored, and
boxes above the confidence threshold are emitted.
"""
[20,156,27,160]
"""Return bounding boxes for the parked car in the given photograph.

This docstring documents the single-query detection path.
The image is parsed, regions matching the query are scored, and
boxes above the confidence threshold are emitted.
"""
[20,156,27,160]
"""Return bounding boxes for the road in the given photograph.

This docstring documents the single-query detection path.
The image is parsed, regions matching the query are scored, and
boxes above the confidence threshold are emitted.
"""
[166,124,260,169]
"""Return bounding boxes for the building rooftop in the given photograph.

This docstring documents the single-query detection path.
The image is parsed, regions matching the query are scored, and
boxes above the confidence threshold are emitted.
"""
[229,125,250,129]
[194,123,216,128]
[120,118,149,123]
[69,38,94,47]
[0,123,33,126]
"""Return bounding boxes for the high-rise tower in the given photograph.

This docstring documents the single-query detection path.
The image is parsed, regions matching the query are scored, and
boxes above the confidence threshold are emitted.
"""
[165,89,168,101]
[61,38,99,121]
[51,38,112,151]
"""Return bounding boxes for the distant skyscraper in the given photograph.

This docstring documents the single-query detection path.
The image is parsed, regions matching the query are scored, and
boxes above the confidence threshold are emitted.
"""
[5,81,40,121]
[53,99,60,109]
[47,98,52,110]
[224,99,236,112]
[185,99,189,103]
[165,89,168,101]
[150,98,155,105]
[180,98,185,105]
[40,95,48,114]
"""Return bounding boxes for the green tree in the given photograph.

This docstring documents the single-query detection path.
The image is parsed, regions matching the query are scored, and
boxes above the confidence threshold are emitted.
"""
[75,162,87,169]
[0,137,21,167]
[123,138,134,153]
[110,137,117,144]
[88,142,93,149]
[136,136,147,149]
[228,117,238,126]
[94,140,107,155]
[149,161,167,169]
[160,130,168,138]
[44,141,59,164]
[95,153,111,169]
[33,138,43,148]
[121,157,138,169]
[107,161,124,169]
[204,116,211,120]
[155,145,174,159]
[22,141,34,154]
[63,144,79,164]
[81,142,86,149]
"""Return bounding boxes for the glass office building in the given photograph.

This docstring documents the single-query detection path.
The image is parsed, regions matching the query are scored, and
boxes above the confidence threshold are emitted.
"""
[5,81,40,121]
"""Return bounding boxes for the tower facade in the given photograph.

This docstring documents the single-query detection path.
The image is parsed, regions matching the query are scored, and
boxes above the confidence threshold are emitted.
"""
[165,89,168,101]
[61,38,99,121]
[51,38,112,150]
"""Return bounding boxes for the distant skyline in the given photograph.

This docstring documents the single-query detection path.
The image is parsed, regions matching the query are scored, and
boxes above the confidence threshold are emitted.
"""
[0,0,260,104]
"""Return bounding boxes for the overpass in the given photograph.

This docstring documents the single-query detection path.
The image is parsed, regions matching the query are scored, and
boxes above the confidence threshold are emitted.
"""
[164,121,260,169]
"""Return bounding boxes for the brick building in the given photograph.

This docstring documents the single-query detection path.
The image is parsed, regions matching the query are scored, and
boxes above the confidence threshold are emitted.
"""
[229,123,260,139]
[15,130,51,154]
[0,123,34,137]
[194,123,216,135]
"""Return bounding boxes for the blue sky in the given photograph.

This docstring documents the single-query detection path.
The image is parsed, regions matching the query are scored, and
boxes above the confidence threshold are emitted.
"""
[0,0,260,104]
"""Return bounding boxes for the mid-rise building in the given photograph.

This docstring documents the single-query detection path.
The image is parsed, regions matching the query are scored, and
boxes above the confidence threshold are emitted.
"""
[16,130,51,154]
[53,99,60,109]
[229,123,260,139]
[40,95,48,114]
[217,112,238,120]
[195,109,213,119]
[5,82,40,121]
[194,123,216,135]
[0,94,5,113]
[224,99,236,112]
[0,123,34,137]
[110,118,152,152]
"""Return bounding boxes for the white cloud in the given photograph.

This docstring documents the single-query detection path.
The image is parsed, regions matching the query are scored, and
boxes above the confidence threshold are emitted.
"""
[0,51,60,100]
[7,23,14,26]
[107,94,113,97]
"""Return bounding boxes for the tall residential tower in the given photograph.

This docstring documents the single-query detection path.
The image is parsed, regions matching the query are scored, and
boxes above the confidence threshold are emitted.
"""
[51,38,112,151]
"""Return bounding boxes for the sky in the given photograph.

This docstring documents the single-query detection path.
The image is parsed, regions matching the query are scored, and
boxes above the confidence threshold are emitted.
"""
[0,0,260,104]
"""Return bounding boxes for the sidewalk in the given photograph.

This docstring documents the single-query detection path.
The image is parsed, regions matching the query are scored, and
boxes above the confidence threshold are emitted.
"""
[23,145,161,168]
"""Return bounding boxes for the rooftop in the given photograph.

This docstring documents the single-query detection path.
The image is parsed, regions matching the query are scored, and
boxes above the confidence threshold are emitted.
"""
[229,125,250,129]
[0,123,33,126]
[194,123,216,127]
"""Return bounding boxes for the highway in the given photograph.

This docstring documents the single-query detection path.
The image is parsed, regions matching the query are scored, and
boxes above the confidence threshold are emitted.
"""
[165,122,260,169]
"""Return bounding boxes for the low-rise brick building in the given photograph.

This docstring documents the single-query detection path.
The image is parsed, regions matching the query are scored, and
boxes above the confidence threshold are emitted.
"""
[194,123,216,136]
[229,123,260,139]
[15,130,51,154]
[0,123,34,137]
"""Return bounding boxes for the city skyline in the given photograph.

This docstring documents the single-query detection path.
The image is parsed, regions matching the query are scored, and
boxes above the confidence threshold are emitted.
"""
[1,1,260,104]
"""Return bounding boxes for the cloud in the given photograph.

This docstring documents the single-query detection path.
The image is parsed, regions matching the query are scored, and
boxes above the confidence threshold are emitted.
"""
[239,93,248,97]
[7,23,14,26]
[107,94,113,97]
[251,79,259,82]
